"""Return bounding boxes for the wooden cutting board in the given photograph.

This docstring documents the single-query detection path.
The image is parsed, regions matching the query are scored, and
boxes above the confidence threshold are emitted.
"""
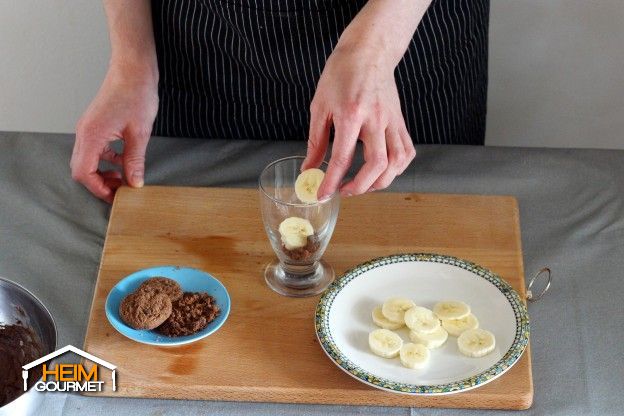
[83,186,533,410]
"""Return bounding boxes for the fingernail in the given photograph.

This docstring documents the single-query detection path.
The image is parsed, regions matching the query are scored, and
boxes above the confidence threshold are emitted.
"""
[340,190,352,197]
[132,172,144,188]
[367,187,376,193]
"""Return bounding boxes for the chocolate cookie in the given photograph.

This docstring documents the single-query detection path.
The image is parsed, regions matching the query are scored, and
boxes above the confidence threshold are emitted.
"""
[137,277,183,301]
[119,291,172,330]
[156,292,220,337]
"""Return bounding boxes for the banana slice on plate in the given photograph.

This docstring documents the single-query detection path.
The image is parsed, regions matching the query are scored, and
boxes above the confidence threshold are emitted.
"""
[399,343,430,369]
[404,306,440,334]
[381,297,416,323]
[442,313,479,337]
[278,217,314,250]
[409,326,448,349]
[457,328,496,358]
[372,306,404,330]
[368,329,403,358]
[295,168,325,203]
[433,300,471,320]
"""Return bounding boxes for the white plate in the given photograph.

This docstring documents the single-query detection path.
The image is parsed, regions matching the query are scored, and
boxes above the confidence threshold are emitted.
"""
[315,253,529,395]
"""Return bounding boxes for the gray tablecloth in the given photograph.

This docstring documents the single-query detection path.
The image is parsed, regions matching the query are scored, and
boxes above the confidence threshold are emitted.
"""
[1,132,623,416]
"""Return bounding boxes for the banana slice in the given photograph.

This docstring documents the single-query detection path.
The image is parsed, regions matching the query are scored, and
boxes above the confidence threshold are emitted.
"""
[433,300,471,320]
[295,168,325,203]
[381,297,416,323]
[368,329,403,358]
[409,326,448,349]
[278,217,314,250]
[457,328,496,358]
[372,306,404,330]
[404,306,440,334]
[399,343,430,369]
[442,313,479,337]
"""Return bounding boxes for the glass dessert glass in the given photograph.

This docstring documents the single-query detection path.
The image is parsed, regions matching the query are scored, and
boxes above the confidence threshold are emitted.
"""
[259,156,340,297]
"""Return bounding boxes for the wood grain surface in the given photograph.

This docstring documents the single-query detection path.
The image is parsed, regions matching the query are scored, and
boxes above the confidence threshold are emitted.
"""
[82,186,533,409]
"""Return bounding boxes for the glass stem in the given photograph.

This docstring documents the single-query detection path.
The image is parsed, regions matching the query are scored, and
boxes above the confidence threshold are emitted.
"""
[281,261,319,278]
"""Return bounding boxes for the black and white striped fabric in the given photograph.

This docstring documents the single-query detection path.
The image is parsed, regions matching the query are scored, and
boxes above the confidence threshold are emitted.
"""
[151,0,489,144]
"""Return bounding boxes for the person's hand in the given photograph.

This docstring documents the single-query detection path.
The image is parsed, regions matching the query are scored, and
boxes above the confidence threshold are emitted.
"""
[302,44,416,199]
[71,66,158,203]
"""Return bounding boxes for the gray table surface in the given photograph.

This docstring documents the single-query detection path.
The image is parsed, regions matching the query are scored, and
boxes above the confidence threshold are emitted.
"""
[1,132,623,415]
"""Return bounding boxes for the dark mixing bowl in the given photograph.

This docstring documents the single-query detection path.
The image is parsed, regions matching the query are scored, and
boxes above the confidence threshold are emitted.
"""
[0,277,57,415]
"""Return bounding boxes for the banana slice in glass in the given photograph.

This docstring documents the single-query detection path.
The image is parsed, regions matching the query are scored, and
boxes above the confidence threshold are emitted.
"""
[295,168,325,203]
[278,217,313,249]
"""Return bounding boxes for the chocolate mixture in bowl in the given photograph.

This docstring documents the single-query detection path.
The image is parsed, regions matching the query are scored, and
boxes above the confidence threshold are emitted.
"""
[0,324,44,407]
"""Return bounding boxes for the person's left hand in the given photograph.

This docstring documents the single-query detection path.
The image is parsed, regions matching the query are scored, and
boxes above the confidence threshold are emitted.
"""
[301,44,416,199]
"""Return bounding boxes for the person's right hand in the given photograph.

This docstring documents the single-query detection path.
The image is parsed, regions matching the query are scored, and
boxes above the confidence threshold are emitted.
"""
[71,66,159,203]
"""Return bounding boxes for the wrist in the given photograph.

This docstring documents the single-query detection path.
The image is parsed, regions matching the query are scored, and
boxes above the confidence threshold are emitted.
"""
[108,55,159,88]
[335,0,427,72]
[334,35,398,74]
[336,26,404,73]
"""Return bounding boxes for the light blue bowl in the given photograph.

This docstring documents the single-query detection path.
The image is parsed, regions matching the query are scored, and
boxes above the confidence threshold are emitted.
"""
[105,266,230,346]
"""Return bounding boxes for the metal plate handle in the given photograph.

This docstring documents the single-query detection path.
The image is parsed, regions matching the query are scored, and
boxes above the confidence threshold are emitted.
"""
[526,267,551,302]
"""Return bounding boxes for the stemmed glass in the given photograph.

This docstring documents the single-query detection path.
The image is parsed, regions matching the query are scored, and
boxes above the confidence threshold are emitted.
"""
[259,156,340,297]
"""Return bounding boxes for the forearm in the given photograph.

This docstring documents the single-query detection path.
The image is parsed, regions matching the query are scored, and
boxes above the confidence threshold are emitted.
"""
[103,0,158,84]
[336,0,432,71]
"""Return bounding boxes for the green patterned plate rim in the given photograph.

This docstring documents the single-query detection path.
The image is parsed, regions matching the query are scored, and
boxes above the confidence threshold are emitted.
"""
[314,253,530,395]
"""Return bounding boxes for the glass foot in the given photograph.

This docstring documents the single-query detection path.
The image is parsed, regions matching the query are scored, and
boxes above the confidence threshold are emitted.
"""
[264,260,335,297]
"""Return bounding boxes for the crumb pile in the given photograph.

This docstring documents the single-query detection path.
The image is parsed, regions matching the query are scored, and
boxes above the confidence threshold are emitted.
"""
[157,292,220,337]
[282,235,320,261]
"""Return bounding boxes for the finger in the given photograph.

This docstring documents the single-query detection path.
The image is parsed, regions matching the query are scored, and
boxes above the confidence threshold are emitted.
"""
[75,168,112,201]
[70,136,81,172]
[301,104,330,170]
[317,118,360,199]
[340,124,388,196]
[101,170,122,180]
[101,145,123,166]
[71,141,114,201]
[103,175,123,201]
[398,125,416,174]
[122,126,151,188]
[371,128,404,191]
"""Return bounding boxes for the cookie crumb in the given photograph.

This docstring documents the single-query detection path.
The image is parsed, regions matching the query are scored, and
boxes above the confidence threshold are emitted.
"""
[282,235,320,261]
[157,292,220,337]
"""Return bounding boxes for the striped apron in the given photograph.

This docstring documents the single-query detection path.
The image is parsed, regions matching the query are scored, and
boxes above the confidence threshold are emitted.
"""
[151,0,489,144]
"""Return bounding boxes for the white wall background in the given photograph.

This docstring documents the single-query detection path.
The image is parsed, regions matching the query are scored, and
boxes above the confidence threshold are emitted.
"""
[0,1,109,135]
[487,0,624,149]
[0,0,622,149]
